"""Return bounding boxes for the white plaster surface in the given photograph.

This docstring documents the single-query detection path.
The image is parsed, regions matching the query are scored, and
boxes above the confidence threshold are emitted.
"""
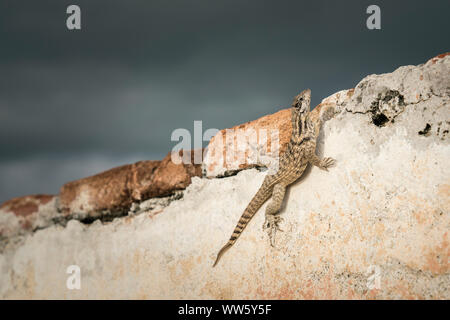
[0,55,449,299]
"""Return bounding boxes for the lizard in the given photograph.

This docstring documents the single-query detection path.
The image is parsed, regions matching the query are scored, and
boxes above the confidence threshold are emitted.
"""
[213,88,335,267]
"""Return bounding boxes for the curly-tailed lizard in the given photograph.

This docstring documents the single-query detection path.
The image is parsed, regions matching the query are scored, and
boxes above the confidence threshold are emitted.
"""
[213,89,335,267]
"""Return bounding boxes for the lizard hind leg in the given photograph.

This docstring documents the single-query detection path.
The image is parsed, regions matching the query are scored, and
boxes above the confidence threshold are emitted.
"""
[263,183,286,246]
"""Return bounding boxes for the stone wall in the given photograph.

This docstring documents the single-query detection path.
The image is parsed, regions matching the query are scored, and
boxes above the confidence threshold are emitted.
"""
[0,53,448,299]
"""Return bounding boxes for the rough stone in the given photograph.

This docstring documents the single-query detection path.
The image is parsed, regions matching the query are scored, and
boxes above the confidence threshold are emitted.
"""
[0,195,58,250]
[59,160,161,220]
[128,191,184,217]
[140,149,203,199]
[58,150,203,220]
[0,53,449,299]
[203,108,291,177]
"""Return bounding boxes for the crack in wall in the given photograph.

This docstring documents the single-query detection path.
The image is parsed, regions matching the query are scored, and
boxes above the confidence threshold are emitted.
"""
[0,191,186,253]
[345,90,443,128]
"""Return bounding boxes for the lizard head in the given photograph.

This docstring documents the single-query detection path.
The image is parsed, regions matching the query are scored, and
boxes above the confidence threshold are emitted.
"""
[292,89,311,113]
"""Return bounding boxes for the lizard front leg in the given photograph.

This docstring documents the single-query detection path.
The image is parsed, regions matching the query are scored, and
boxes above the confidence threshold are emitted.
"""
[263,183,286,246]
[310,154,335,171]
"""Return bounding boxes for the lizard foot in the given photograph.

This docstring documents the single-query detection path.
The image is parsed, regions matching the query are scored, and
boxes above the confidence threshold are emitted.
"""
[263,215,284,246]
[319,157,336,171]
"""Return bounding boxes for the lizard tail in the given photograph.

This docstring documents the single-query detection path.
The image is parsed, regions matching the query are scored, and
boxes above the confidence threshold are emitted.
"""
[212,243,232,267]
[213,186,272,267]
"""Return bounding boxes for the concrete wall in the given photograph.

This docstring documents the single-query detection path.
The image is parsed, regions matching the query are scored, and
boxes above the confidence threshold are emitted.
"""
[0,54,449,299]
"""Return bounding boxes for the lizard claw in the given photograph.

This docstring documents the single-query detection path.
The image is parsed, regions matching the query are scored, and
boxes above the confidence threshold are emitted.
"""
[320,157,335,171]
[263,215,284,246]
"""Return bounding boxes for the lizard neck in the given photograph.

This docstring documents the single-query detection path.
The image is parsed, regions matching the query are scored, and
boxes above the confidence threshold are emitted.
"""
[291,109,315,142]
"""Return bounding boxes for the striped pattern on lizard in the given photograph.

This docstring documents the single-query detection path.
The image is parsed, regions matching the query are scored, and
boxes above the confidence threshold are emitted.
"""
[213,89,335,267]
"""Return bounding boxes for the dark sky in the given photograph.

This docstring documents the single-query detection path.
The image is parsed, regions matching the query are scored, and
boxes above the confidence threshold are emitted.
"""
[0,0,449,203]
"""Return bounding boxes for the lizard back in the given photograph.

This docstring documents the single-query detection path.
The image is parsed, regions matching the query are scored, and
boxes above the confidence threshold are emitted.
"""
[213,89,314,267]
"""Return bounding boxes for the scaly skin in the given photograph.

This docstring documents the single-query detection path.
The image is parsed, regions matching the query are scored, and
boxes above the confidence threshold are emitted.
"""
[213,89,335,267]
